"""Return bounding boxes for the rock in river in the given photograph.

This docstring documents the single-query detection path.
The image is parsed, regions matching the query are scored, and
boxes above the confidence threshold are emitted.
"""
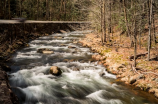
[68,46,76,49]
[50,66,62,76]
[37,48,54,54]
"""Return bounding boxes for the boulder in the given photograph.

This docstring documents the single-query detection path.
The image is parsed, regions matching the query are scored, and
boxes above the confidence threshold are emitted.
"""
[129,76,137,84]
[99,71,105,77]
[72,67,80,71]
[68,46,76,49]
[42,51,54,54]
[60,30,67,33]
[154,89,158,98]
[50,66,62,76]
[37,48,54,54]
[60,44,67,47]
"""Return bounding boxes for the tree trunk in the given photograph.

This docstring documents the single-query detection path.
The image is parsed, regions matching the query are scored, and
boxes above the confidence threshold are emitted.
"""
[19,0,21,17]
[147,0,153,61]
[108,0,111,42]
[102,0,106,43]
[46,0,49,20]
[101,0,103,43]
[134,6,137,67]
[123,0,133,47]
[8,0,10,19]
[152,0,156,44]
[37,0,39,20]
[4,0,7,19]
[63,0,66,20]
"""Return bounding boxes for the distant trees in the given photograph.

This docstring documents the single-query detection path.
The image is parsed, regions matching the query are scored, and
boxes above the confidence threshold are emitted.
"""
[88,0,158,66]
[1,0,158,66]
[0,0,90,21]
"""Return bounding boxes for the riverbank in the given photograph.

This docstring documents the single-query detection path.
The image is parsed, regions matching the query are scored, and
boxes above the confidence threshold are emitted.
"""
[79,32,158,99]
[0,22,90,103]
[0,32,50,104]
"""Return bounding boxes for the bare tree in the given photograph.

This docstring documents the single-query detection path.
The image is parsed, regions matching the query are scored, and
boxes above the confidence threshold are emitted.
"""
[147,0,153,61]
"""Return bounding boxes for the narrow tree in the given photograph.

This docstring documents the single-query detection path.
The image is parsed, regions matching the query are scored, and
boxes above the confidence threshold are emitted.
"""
[102,0,106,43]
[147,0,153,61]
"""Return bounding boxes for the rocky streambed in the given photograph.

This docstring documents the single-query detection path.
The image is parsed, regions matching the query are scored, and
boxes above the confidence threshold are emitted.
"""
[4,30,158,104]
[79,33,158,101]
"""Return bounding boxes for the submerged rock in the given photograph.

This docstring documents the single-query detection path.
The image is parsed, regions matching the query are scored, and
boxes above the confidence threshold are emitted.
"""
[60,30,67,33]
[72,67,80,71]
[99,71,105,77]
[68,46,76,49]
[50,66,62,76]
[37,48,54,54]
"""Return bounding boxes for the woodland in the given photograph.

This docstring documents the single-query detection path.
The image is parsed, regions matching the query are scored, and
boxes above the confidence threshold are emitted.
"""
[1,0,158,66]
[1,0,158,101]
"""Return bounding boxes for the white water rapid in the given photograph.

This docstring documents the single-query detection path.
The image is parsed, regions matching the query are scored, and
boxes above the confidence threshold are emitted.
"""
[7,30,158,104]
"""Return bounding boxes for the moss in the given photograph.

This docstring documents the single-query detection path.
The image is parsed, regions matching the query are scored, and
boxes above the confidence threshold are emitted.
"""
[124,62,128,66]
[100,48,112,55]
[113,55,123,63]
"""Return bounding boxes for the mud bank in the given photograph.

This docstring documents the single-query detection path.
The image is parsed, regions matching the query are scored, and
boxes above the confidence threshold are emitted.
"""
[79,33,158,99]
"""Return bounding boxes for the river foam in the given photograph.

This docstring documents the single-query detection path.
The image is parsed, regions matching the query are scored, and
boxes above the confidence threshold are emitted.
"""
[8,30,158,104]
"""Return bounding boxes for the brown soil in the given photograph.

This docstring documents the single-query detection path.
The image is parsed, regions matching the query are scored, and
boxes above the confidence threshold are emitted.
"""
[79,32,158,99]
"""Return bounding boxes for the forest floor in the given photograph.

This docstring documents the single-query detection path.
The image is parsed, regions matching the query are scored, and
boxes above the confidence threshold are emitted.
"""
[79,29,158,99]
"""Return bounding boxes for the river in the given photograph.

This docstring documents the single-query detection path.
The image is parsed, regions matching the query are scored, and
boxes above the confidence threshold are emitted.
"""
[7,30,158,104]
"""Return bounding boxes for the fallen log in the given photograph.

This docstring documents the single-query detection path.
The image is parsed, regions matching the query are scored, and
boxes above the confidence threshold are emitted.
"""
[129,52,148,61]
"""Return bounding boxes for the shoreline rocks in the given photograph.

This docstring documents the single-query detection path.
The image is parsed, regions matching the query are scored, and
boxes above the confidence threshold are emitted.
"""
[79,33,158,100]
[0,66,19,104]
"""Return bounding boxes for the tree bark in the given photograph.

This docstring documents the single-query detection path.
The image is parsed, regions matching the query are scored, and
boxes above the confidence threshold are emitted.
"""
[46,0,49,20]
[123,0,133,47]
[152,0,156,44]
[102,0,106,43]
[147,0,153,61]
[8,0,10,19]
[134,5,137,67]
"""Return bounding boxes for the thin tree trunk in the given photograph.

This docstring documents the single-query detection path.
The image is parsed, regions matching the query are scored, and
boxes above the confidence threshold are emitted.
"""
[63,0,66,20]
[102,0,106,43]
[108,0,111,42]
[37,0,39,20]
[4,0,7,19]
[8,0,10,19]
[134,6,137,67]
[100,0,103,34]
[19,0,21,17]
[123,0,133,47]
[148,0,153,61]
[139,28,142,49]
[46,0,49,20]
[0,1,2,18]
[152,2,156,44]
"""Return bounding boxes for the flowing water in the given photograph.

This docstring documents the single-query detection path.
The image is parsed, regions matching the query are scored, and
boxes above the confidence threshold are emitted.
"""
[7,31,158,104]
